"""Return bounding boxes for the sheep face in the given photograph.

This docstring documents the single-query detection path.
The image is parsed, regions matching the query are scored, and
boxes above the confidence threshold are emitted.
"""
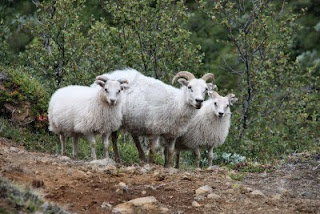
[209,92,237,117]
[179,78,213,109]
[96,77,129,105]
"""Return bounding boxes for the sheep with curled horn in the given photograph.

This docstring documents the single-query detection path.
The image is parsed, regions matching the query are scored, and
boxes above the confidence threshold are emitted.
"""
[48,75,129,160]
[174,91,237,169]
[95,68,216,167]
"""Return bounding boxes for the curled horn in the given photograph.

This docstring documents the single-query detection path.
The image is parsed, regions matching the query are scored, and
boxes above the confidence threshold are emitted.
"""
[96,75,109,82]
[118,79,128,84]
[201,73,215,83]
[171,71,196,84]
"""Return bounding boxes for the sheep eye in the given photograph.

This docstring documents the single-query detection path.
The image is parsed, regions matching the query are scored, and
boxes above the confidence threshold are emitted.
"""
[118,90,121,93]
[188,86,192,89]
[214,102,217,106]
[226,104,229,108]
[105,89,108,93]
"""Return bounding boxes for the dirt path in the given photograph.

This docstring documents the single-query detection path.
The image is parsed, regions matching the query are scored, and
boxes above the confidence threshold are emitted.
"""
[0,138,319,213]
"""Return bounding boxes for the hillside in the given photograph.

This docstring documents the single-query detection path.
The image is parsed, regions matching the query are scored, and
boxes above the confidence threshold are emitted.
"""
[0,137,319,213]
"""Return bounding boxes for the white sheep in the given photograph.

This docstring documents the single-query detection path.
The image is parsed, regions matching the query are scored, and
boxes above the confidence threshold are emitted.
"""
[175,91,237,168]
[48,76,129,160]
[102,68,215,167]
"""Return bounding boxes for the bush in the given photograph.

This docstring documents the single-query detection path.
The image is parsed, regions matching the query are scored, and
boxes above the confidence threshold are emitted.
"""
[0,66,49,130]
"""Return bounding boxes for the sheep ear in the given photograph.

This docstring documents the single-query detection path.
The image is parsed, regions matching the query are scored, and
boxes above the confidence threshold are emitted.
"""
[177,78,189,87]
[208,90,219,99]
[118,78,128,85]
[207,83,217,92]
[96,80,105,88]
[121,83,129,90]
[227,94,238,105]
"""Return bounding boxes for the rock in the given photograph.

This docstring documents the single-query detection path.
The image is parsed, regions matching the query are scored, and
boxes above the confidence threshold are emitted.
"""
[59,156,71,162]
[101,202,113,209]
[112,196,168,214]
[142,190,147,195]
[104,165,117,174]
[271,194,282,200]
[207,193,220,199]
[277,187,288,194]
[115,182,128,194]
[206,165,221,171]
[192,201,201,207]
[90,158,116,166]
[251,190,265,197]
[124,166,136,173]
[166,167,178,174]
[130,196,157,206]
[194,195,206,201]
[225,189,234,194]
[9,147,19,153]
[195,185,213,196]
[142,164,152,172]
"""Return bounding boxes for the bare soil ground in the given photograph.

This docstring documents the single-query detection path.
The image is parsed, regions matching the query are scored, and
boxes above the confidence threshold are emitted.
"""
[0,137,319,214]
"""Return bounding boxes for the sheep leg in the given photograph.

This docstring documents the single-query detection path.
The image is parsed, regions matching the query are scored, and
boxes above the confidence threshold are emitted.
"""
[102,133,111,159]
[175,151,180,169]
[149,136,159,164]
[132,134,146,162]
[165,139,176,168]
[59,134,66,156]
[194,147,201,169]
[72,135,79,159]
[86,134,97,160]
[208,146,214,167]
[111,131,120,163]
[163,145,168,166]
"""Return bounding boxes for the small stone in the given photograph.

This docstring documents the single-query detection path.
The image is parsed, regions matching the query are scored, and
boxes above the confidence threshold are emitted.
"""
[192,201,201,207]
[59,156,71,162]
[90,158,116,166]
[141,190,147,195]
[9,147,19,153]
[225,175,232,180]
[160,207,169,213]
[118,182,127,188]
[271,194,281,200]
[125,166,136,173]
[115,182,128,193]
[277,187,288,194]
[194,195,205,201]
[166,167,178,174]
[153,170,160,176]
[101,202,112,209]
[195,185,213,196]
[112,196,163,213]
[225,189,234,194]
[130,196,157,206]
[206,165,221,171]
[207,193,220,199]
[251,190,265,197]
[246,187,253,192]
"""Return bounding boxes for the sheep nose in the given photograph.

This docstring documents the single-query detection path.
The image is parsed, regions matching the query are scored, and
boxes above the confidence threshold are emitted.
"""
[218,112,224,117]
[195,98,203,103]
[110,99,116,104]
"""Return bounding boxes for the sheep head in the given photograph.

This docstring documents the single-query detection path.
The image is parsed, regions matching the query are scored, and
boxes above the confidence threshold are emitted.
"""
[208,91,237,118]
[172,71,215,109]
[96,75,129,105]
